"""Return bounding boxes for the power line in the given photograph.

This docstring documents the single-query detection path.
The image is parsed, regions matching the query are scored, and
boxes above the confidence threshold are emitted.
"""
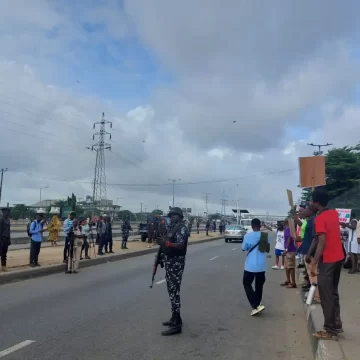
[6,166,300,187]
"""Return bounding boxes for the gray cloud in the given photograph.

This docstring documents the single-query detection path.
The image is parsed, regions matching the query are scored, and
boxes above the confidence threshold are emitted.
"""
[0,1,359,215]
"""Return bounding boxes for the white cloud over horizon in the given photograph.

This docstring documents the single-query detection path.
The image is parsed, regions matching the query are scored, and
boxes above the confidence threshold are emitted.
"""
[1,0,360,216]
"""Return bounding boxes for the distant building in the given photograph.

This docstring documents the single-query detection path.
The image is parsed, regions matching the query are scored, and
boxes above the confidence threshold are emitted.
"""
[29,200,58,210]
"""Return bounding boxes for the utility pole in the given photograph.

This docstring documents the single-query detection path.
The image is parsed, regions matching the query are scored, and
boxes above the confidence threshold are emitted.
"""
[140,202,143,222]
[0,168,8,205]
[168,179,181,207]
[220,191,228,218]
[39,186,49,204]
[307,142,332,191]
[307,142,332,156]
[203,192,210,219]
[87,112,112,214]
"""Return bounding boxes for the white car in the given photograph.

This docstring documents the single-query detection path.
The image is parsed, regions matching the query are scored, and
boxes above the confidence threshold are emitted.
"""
[224,225,247,243]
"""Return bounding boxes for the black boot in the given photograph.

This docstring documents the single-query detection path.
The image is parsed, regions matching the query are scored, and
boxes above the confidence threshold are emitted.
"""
[162,312,176,327]
[161,313,182,336]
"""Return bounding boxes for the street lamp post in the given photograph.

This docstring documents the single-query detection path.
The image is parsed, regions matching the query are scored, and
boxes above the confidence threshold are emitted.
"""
[40,186,49,204]
[168,179,181,207]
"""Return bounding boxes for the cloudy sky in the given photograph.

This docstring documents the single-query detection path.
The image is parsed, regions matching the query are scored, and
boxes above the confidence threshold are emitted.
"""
[1,0,360,216]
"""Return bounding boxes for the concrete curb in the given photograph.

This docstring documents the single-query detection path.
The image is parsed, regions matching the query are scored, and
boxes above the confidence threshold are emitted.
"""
[303,301,345,360]
[0,236,223,286]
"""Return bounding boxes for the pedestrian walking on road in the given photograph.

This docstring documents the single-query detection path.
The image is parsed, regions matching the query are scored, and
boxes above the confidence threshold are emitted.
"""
[47,213,61,246]
[310,189,345,340]
[0,207,11,271]
[196,219,200,234]
[160,207,189,336]
[63,212,76,263]
[147,219,155,248]
[29,209,47,267]
[213,220,216,232]
[242,218,270,316]
[121,217,132,249]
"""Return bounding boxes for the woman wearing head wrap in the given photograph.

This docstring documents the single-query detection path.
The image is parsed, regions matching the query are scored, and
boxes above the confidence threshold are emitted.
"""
[48,213,61,246]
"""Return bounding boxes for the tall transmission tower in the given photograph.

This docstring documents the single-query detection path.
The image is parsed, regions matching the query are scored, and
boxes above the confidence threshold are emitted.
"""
[87,112,112,210]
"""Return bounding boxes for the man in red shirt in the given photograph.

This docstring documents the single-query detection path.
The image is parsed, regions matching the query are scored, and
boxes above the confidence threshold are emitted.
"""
[310,189,345,340]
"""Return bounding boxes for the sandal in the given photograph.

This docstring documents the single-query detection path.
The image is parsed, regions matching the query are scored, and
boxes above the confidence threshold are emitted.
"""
[280,281,290,287]
[286,283,297,289]
[313,330,338,341]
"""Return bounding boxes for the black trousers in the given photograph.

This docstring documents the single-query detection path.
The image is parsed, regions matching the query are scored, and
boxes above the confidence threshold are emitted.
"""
[64,235,70,261]
[243,270,266,309]
[0,243,9,266]
[30,240,41,265]
[81,237,89,257]
[318,260,343,334]
[98,235,105,253]
[105,236,113,252]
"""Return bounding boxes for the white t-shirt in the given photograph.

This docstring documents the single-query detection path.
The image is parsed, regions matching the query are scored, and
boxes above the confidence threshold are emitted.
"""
[275,230,285,250]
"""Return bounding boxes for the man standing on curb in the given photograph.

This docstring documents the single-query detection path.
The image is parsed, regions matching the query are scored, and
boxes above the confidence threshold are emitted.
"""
[310,189,344,340]
[242,218,270,316]
[63,212,76,263]
[29,209,47,267]
[0,207,11,271]
[160,207,188,336]
[121,216,132,249]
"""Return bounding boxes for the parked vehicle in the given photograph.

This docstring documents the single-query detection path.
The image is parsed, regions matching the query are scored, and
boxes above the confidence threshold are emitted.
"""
[224,225,247,243]
[138,223,148,242]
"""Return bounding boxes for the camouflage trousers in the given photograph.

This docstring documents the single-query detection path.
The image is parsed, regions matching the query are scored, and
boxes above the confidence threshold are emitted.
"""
[164,255,186,314]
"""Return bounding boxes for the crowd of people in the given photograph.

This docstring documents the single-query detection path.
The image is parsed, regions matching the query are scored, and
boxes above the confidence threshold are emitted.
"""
[242,188,351,341]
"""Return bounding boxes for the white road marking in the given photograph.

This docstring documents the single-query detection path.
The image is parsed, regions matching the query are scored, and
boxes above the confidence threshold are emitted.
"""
[155,279,166,285]
[232,248,237,251]
[209,256,219,261]
[0,340,35,358]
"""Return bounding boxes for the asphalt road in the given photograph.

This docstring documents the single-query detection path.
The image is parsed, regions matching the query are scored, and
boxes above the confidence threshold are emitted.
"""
[0,235,313,360]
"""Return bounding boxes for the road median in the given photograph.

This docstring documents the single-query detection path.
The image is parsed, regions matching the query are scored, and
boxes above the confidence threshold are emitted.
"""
[0,233,223,285]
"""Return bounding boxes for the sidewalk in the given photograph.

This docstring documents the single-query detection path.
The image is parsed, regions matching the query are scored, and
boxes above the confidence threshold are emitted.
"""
[3,232,222,272]
[304,268,360,360]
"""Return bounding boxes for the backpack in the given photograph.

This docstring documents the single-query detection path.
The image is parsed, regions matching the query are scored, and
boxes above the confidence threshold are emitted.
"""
[27,221,36,237]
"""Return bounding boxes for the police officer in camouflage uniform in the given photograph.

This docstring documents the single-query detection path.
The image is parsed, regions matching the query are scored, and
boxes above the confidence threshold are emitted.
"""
[121,217,132,249]
[160,207,188,336]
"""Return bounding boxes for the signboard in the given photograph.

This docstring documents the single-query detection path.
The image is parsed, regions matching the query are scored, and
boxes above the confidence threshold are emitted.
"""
[186,208,192,213]
[286,189,294,208]
[298,156,326,188]
[49,207,60,214]
[336,208,351,223]
[61,206,72,218]
[181,208,186,213]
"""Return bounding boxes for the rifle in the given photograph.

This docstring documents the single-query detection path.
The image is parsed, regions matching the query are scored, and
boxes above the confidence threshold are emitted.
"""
[150,245,164,288]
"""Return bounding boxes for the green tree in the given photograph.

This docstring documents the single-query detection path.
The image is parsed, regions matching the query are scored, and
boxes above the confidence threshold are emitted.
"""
[325,146,360,212]
[118,210,136,221]
[150,209,163,216]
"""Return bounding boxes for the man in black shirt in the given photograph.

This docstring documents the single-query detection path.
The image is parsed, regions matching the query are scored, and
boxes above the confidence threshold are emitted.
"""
[0,208,11,271]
